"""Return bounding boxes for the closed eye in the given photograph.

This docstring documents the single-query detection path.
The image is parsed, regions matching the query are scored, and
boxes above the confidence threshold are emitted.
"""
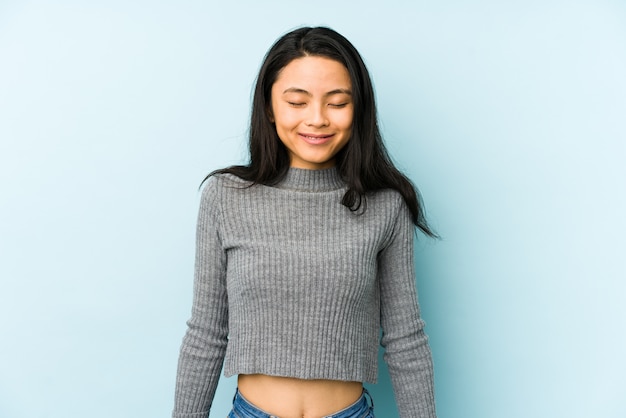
[287,102,306,107]
[329,103,349,108]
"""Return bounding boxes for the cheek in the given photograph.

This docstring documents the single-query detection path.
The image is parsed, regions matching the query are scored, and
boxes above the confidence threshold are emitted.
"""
[273,106,300,128]
[337,111,354,131]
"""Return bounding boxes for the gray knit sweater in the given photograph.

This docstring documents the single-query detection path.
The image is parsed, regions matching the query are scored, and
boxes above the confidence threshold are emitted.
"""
[173,167,436,418]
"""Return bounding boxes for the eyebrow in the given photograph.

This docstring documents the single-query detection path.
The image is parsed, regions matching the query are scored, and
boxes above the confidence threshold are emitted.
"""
[282,87,352,97]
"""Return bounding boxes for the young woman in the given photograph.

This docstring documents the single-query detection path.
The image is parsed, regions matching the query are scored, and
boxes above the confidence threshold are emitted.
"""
[173,27,437,418]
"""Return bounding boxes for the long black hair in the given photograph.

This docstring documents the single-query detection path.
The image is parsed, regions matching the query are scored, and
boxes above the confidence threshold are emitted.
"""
[209,26,437,238]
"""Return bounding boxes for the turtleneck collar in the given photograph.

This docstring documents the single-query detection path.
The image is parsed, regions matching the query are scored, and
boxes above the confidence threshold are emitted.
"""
[276,167,345,192]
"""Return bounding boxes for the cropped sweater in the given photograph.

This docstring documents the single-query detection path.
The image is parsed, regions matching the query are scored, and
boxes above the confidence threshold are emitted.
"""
[173,167,436,418]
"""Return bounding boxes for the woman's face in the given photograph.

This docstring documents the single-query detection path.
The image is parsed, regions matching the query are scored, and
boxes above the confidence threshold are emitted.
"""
[270,56,353,170]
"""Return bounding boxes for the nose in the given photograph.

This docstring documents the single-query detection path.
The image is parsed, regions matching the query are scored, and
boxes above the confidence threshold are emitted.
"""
[305,104,329,127]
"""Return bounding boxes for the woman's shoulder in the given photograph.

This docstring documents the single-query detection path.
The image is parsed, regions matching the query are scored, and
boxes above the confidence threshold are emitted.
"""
[368,187,405,208]
[203,171,252,190]
[197,173,249,208]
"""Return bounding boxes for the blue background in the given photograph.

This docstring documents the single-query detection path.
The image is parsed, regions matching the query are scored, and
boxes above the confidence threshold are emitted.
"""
[1,1,625,417]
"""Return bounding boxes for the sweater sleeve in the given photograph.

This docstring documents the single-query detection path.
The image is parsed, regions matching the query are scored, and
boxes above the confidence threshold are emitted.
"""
[173,178,229,417]
[378,197,437,418]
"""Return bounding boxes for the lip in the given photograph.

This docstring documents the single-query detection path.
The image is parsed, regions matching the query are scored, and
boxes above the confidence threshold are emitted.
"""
[298,132,334,145]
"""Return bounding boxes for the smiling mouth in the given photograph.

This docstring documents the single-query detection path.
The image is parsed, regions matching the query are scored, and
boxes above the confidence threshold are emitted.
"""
[299,133,334,145]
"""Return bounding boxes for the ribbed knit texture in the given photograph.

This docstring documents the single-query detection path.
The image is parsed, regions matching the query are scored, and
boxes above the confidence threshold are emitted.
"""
[173,167,436,418]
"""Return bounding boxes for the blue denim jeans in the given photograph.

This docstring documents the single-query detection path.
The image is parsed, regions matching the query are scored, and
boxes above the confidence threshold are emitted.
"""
[228,388,375,418]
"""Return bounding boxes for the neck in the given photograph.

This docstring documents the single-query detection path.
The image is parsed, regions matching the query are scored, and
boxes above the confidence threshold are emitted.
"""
[276,166,344,192]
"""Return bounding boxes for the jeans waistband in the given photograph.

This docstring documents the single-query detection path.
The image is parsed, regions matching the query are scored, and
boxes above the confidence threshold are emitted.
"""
[230,388,374,418]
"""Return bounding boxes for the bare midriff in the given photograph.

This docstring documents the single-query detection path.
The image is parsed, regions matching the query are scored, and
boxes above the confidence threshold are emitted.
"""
[237,374,363,418]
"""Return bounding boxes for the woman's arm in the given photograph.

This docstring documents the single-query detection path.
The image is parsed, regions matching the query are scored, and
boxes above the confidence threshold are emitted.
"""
[173,178,229,417]
[379,196,437,418]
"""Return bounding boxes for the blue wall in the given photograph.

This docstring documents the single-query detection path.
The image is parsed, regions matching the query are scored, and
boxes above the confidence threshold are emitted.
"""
[1,1,624,417]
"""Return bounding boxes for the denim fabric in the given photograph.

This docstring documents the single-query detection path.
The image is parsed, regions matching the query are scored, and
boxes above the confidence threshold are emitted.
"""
[228,388,375,418]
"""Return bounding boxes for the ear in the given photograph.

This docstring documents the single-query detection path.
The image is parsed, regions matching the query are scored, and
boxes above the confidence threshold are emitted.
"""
[267,107,275,123]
